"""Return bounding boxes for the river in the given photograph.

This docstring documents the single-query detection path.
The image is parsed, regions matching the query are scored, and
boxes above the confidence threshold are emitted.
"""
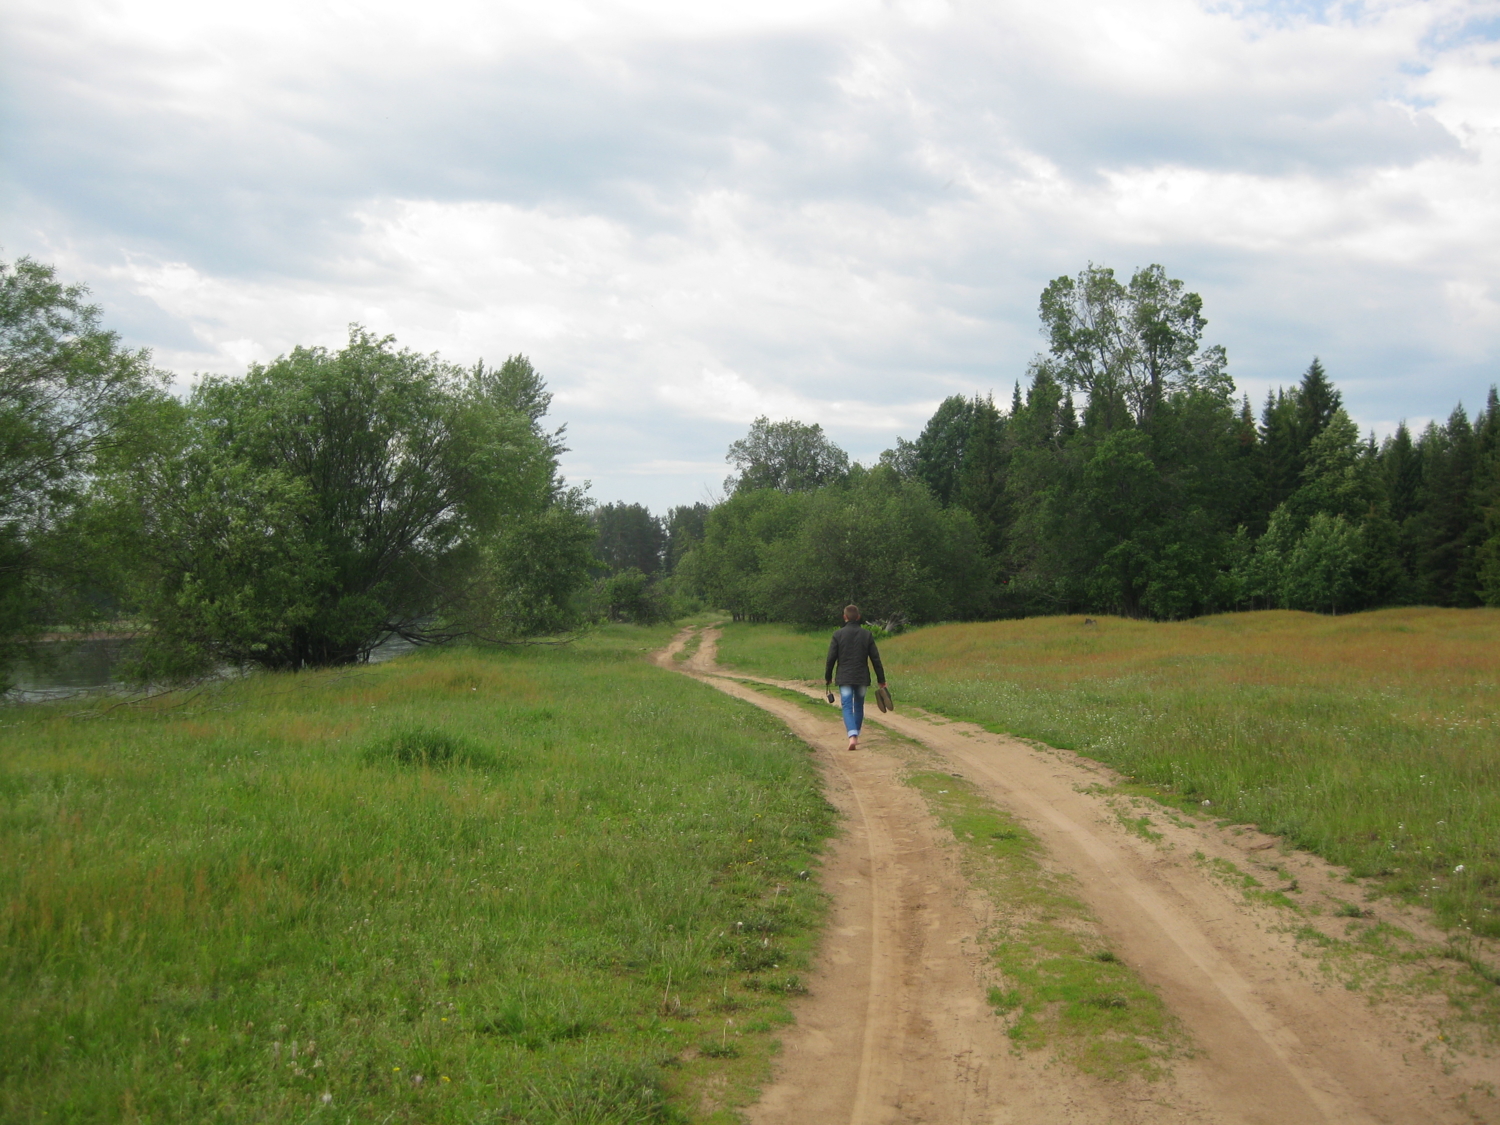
[4,634,420,703]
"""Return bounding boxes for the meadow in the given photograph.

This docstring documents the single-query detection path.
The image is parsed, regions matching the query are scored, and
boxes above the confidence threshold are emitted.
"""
[716,608,1500,936]
[0,624,833,1123]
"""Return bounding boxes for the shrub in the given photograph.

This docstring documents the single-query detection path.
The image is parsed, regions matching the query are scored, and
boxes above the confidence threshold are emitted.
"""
[361,725,495,769]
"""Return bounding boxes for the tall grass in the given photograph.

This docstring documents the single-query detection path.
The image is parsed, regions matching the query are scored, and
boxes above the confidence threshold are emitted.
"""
[716,608,1500,936]
[0,625,833,1122]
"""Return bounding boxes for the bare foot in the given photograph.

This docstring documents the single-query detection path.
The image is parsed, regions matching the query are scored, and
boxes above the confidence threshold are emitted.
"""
[847,737,858,751]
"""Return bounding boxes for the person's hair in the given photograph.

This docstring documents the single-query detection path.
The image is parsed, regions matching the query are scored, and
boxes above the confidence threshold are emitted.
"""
[844,604,861,621]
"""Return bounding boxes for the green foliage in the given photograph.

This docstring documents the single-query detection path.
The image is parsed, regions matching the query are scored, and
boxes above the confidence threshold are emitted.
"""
[1280,512,1362,614]
[757,468,990,628]
[13,250,1500,679]
[861,262,1500,622]
[597,567,673,625]
[892,394,1011,556]
[724,416,849,494]
[664,502,711,572]
[1038,262,1229,431]
[593,502,667,575]
[680,468,988,628]
[1002,362,1250,619]
[675,488,809,622]
[114,329,591,676]
[0,629,834,1122]
[452,497,599,641]
[0,257,168,688]
[122,450,329,681]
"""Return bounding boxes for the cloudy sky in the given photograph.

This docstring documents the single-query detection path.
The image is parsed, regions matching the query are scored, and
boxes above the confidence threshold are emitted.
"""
[4,0,1498,509]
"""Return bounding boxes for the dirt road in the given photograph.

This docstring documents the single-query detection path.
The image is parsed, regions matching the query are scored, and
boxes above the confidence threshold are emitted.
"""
[658,626,1500,1125]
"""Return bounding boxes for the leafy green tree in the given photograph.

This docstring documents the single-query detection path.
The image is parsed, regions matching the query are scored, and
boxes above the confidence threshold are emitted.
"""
[466,354,570,481]
[677,488,809,621]
[1257,360,1344,516]
[664,502,710,572]
[592,502,666,575]
[126,329,585,675]
[725,416,849,494]
[1038,263,1228,432]
[1281,512,1363,614]
[891,394,1013,558]
[756,467,990,628]
[1284,409,1378,526]
[1383,422,1422,524]
[877,436,919,479]
[1003,341,1248,619]
[1470,392,1500,606]
[998,365,1087,613]
[597,567,672,624]
[679,264,1500,627]
[909,396,976,505]
[0,257,168,688]
[444,496,597,641]
[1257,387,1300,520]
[118,438,329,680]
[1294,359,1342,448]
[1235,402,1395,613]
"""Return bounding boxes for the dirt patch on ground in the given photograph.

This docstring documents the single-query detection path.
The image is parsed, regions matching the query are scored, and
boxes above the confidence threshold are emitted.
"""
[660,626,1500,1124]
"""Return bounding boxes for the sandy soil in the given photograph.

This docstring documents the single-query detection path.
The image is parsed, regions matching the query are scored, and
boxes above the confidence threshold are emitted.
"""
[656,626,1500,1125]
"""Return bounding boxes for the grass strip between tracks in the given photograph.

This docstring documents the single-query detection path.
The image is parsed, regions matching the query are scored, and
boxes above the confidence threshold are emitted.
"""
[906,770,1186,1079]
[0,624,834,1124]
[737,678,1185,1080]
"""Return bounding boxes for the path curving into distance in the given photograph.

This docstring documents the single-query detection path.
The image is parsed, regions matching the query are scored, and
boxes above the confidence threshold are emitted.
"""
[657,626,1499,1125]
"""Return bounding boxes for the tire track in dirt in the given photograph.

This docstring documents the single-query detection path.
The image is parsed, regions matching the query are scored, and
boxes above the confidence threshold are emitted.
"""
[660,628,1202,1124]
[661,629,983,1120]
[659,626,1498,1124]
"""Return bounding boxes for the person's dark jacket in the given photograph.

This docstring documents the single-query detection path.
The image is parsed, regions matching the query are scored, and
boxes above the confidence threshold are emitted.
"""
[825,622,885,687]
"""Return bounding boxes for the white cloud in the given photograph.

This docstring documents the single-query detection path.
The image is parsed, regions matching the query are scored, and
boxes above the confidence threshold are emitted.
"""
[4,0,1499,508]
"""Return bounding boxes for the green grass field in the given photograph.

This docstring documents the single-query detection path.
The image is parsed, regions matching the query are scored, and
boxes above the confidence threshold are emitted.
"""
[715,608,1500,937]
[0,625,833,1123]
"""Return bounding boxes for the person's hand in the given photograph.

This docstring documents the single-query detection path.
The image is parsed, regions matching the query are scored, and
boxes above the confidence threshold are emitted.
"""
[879,681,887,688]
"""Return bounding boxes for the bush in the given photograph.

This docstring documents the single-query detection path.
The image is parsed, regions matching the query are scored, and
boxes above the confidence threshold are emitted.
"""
[361,725,496,769]
[596,568,673,625]
[758,467,992,627]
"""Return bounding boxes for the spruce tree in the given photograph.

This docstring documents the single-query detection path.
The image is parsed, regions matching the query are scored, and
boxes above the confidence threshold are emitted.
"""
[1294,358,1342,447]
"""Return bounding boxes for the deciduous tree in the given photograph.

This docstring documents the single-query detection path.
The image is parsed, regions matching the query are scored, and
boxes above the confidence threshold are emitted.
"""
[0,257,167,688]
[725,417,849,494]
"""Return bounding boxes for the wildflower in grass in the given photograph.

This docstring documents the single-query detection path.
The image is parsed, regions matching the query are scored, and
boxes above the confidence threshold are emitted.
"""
[320,1092,333,1105]
[1456,865,1466,873]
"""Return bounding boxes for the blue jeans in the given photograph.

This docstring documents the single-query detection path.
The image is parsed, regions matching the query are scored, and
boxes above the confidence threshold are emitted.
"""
[840,685,867,737]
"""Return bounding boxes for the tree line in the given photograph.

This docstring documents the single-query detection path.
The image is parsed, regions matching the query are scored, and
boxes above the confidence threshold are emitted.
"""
[8,253,1496,691]
[1,257,595,690]
[659,264,1500,627]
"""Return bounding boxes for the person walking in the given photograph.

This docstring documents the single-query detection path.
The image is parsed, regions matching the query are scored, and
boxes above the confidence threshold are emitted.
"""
[825,604,888,751]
